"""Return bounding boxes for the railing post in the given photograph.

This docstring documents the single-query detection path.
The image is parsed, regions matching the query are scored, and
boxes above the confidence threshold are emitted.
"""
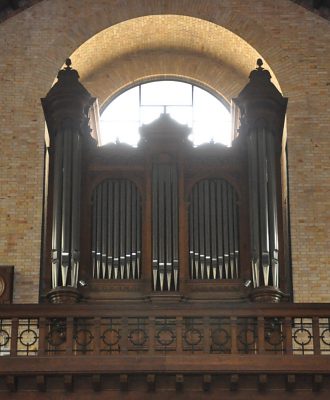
[149,317,155,355]
[10,318,19,357]
[203,317,210,354]
[66,317,74,355]
[230,317,238,354]
[176,317,183,353]
[312,317,321,355]
[38,317,46,356]
[93,317,101,356]
[284,317,293,355]
[121,317,128,354]
[257,317,265,354]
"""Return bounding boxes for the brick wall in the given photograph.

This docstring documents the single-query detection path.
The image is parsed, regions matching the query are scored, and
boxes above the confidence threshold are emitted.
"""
[0,0,329,302]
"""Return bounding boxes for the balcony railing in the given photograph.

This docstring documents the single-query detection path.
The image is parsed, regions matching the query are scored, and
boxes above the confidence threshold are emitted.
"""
[0,303,329,362]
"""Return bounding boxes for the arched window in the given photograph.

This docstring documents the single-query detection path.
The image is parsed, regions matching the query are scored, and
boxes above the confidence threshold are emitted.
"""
[99,80,232,147]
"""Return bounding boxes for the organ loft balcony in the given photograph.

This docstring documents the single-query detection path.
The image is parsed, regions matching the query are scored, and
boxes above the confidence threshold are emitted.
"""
[0,302,329,396]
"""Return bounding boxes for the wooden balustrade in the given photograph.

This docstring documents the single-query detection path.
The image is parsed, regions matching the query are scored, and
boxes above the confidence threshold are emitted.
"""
[0,303,329,358]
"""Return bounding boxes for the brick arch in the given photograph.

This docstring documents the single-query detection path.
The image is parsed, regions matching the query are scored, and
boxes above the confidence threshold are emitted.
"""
[16,0,293,94]
[69,14,282,103]
[82,50,248,109]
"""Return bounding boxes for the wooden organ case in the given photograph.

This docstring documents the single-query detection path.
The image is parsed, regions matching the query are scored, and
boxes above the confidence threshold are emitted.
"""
[41,58,289,305]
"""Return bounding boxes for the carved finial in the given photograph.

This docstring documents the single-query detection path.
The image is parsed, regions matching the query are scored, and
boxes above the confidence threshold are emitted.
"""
[257,58,263,70]
[56,57,80,81]
[65,58,72,70]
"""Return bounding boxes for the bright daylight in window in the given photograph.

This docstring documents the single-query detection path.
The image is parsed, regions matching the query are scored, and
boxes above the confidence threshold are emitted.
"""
[99,81,232,147]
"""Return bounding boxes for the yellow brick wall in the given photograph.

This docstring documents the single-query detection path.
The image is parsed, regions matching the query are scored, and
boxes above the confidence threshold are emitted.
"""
[0,0,329,303]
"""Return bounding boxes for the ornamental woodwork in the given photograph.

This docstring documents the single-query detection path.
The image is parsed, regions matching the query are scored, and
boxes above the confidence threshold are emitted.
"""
[41,59,289,303]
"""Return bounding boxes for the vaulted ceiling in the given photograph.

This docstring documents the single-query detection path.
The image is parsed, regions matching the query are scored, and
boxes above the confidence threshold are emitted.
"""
[0,0,330,23]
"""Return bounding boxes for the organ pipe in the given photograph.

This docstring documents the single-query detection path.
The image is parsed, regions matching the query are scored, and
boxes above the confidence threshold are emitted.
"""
[50,122,85,288]
[172,166,179,291]
[267,133,279,288]
[101,181,107,279]
[248,127,280,288]
[216,182,224,279]
[204,181,211,279]
[210,181,217,279]
[125,181,132,279]
[198,181,205,279]
[131,182,138,279]
[107,181,114,279]
[193,185,199,279]
[91,180,142,281]
[70,129,81,288]
[152,164,179,291]
[189,179,240,280]
[51,129,63,288]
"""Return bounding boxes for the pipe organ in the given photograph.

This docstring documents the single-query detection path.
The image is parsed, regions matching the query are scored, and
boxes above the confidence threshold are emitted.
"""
[42,59,289,304]
[189,179,239,280]
[91,179,142,280]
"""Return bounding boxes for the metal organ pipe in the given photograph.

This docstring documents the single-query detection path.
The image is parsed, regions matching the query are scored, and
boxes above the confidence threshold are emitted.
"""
[50,124,83,289]
[101,181,107,279]
[60,126,72,287]
[107,181,114,279]
[152,164,179,291]
[91,180,141,281]
[248,131,260,288]
[172,165,179,291]
[189,179,239,280]
[119,182,126,279]
[189,189,194,279]
[165,166,173,290]
[125,181,132,279]
[210,181,217,279]
[233,188,239,279]
[258,128,270,286]
[198,181,205,279]
[248,127,280,288]
[158,166,165,291]
[193,186,199,279]
[267,133,279,288]
[204,181,211,279]
[51,130,63,288]
[227,181,235,279]
[96,184,102,280]
[222,181,229,279]
[135,182,141,279]
[113,181,119,279]
[152,167,158,289]
[70,129,81,288]
[216,182,224,279]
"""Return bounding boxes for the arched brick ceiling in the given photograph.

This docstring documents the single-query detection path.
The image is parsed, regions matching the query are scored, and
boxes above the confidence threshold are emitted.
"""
[69,15,280,107]
[1,0,329,23]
